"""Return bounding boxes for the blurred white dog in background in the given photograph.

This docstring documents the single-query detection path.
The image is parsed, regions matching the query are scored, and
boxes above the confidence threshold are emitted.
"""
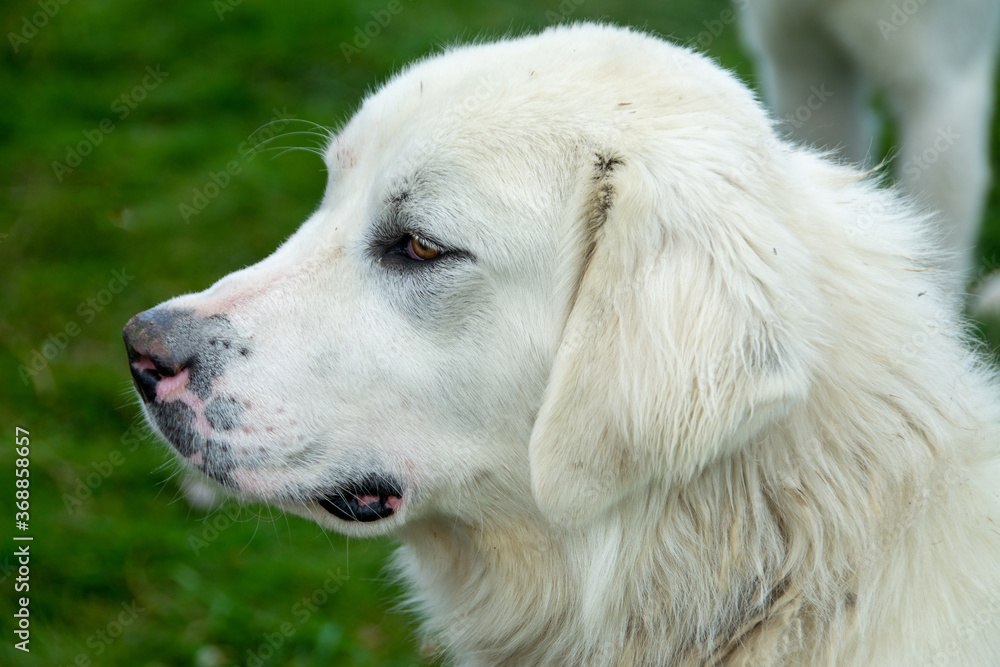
[738,0,1000,304]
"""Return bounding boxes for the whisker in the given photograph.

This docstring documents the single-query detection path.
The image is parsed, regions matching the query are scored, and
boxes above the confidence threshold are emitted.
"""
[247,129,332,147]
[251,144,326,155]
[239,130,332,161]
[265,146,327,161]
[249,117,333,137]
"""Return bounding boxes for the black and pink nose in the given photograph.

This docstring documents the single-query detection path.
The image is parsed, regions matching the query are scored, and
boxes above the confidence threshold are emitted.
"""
[122,308,248,403]
[123,308,194,403]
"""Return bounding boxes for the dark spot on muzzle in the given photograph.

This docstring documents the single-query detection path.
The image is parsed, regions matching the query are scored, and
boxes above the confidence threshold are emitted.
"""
[146,401,236,487]
[205,397,242,431]
[149,401,200,458]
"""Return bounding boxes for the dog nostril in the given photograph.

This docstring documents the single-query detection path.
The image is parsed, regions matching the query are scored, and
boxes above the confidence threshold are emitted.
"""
[129,354,191,404]
[134,353,183,378]
[130,360,161,403]
[123,308,192,404]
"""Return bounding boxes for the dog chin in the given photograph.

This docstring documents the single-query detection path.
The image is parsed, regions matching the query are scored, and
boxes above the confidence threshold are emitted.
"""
[309,474,408,536]
[207,464,409,533]
[279,494,409,537]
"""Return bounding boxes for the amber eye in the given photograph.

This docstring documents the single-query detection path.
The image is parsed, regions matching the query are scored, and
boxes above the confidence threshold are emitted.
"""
[406,235,442,261]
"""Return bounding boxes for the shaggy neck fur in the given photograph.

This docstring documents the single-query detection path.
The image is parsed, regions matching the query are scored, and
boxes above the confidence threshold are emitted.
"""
[393,272,1000,665]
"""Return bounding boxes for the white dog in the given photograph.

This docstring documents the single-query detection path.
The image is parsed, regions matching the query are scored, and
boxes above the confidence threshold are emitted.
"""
[123,24,1000,665]
[737,0,1000,296]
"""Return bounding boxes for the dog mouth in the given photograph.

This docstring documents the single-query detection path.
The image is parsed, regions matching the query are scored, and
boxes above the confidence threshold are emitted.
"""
[316,475,404,522]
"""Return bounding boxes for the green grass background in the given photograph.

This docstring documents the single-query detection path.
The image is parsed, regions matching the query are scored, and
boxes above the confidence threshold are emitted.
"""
[1,1,998,665]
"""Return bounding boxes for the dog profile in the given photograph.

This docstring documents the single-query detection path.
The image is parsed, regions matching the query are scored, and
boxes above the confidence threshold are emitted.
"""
[737,0,1000,295]
[124,24,1000,665]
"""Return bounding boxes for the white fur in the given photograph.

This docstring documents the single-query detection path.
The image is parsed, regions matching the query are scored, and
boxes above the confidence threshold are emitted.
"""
[152,24,1000,665]
[736,0,1000,292]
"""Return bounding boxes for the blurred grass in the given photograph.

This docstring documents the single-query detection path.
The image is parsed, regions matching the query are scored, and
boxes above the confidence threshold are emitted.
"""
[0,1,997,665]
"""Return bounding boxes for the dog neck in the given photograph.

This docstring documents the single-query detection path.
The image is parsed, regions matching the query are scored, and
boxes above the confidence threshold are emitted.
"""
[392,443,866,665]
[388,354,1000,666]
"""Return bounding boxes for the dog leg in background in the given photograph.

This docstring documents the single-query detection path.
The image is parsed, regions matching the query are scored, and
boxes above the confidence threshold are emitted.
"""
[877,9,1000,289]
[735,4,880,167]
[737,0,1000,298]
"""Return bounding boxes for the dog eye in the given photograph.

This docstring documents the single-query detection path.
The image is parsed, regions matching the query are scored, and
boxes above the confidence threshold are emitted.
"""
[406,235,443,261]
[373,227,467,271]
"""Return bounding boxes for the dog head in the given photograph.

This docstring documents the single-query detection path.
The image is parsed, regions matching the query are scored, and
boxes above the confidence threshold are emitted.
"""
[124,24,818,534]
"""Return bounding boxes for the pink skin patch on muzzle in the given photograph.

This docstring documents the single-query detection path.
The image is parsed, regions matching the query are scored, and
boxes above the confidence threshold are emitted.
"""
[155,367,191,402]
[132,357,214,439]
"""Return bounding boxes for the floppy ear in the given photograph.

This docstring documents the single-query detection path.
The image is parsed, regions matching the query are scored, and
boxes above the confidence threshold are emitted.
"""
[529,152,814,525]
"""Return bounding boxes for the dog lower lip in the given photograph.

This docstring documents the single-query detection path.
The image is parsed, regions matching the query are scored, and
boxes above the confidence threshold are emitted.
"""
[317,476,403,522]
